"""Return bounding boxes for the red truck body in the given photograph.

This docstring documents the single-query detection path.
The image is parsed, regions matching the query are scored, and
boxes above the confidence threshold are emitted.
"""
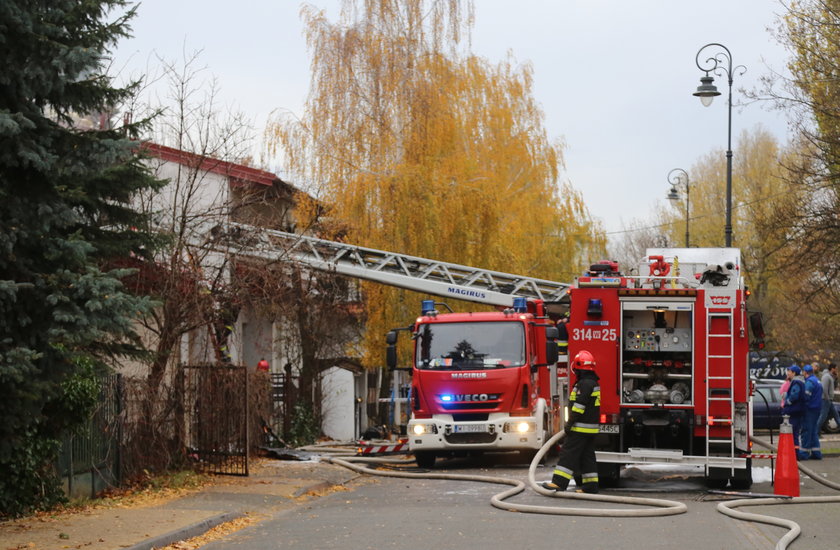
[391,299,563,468]
[565,249,753,488]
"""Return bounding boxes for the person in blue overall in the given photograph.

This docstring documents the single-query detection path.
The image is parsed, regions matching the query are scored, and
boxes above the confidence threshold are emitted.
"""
[782,365,809,460]
[801,364,823,459]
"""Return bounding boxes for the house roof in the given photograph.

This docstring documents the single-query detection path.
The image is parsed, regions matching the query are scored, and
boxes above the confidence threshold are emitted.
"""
[142,142,280,187]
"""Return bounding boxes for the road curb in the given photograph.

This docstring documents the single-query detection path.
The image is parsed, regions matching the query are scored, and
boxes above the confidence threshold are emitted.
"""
[293,480,341,497]
[123,511,242,550]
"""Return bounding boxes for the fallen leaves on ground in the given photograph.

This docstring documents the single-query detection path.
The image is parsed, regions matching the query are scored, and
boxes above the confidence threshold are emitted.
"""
[157,514,263,550]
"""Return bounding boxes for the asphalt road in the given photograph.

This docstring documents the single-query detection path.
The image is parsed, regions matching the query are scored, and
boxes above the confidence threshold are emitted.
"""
[202,453,840,550]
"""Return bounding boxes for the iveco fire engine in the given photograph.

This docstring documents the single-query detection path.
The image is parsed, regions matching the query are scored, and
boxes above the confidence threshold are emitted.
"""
[568,248,754,488]
[385,297,562,469]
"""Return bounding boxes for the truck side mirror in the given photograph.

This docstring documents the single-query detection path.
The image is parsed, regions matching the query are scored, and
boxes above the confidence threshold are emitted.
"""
[535,325,559,372]
[386,330,398,369]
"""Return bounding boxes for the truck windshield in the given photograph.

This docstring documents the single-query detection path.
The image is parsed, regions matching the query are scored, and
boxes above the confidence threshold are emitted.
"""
[415,321,526,370]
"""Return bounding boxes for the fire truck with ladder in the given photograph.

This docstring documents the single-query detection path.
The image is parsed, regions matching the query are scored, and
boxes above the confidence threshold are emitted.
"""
[203,224,758,487]
[204,223,568,469]
[570,248,755,489]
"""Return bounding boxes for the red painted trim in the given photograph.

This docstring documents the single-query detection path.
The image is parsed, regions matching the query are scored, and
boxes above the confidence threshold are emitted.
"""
[142,142,277,187]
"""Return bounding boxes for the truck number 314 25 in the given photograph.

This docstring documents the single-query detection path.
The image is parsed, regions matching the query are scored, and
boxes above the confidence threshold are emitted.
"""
[572,328,617,342]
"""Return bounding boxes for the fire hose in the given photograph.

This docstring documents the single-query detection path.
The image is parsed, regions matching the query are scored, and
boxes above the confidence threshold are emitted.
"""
[311,431,687,518]
[717,435,840,550]
[307,431,840,549]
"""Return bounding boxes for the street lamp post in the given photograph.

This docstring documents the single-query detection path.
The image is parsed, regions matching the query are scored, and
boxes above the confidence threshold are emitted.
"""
[693,43,745,248]
[667,168,690,247]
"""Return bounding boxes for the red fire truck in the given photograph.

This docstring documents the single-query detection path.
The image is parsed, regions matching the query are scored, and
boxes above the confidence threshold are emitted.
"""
[386,297,563,469]
[570,248,753,489]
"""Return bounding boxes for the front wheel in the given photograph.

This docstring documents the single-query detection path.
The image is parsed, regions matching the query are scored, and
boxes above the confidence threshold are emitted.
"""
[824,415,840,434]
[414,451,436,469]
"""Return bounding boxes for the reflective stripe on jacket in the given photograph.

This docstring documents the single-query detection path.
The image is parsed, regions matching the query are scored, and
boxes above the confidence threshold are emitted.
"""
[568,372,600,435]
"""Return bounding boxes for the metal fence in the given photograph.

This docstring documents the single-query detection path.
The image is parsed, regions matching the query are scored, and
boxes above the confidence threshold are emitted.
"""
[183,365,249,476]
[56,374,122,500]
[55,364,296,499]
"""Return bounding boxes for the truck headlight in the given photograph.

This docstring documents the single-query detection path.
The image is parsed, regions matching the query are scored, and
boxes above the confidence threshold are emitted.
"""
[504,421,536,433]
[412,423,437,435]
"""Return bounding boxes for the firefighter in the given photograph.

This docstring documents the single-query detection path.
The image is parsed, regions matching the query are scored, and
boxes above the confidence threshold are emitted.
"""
[543,350,601,494]
[555,313,569,357]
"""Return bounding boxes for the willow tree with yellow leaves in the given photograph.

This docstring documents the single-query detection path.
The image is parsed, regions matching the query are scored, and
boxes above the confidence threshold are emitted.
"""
[270,0,604,367]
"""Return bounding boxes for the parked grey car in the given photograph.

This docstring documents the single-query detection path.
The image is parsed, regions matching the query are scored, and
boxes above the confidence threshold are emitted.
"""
[752,378,840,433]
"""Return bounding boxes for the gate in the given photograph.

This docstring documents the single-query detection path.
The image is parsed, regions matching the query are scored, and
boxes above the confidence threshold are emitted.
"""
[183,365,249,476]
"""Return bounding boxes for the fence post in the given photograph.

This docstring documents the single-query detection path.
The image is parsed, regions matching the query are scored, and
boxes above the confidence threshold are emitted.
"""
[115,373,123,487]
[244,366,250,476]
[283,362,293,436]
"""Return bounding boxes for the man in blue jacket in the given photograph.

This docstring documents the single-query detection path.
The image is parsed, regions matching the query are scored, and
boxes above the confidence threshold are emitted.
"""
[782,365,809,460]
[801,364,823,459]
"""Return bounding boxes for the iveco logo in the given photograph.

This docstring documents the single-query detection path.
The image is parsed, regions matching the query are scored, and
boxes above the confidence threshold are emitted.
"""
[451,372,487,379]
[449,393,499,402]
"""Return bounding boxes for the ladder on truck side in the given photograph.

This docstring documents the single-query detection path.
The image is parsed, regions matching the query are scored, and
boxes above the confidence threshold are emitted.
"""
[196,222,570,307]
[705,300,737,473]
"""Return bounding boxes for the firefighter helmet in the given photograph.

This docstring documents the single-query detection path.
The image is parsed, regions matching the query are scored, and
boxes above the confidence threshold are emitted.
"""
[572,350,596,371]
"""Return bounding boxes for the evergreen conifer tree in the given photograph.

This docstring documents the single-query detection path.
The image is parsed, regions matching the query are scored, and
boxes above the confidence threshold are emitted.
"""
[0,0,159,515]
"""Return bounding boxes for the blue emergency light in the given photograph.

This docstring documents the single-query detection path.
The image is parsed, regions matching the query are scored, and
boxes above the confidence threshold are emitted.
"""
[440,394,453,402]
[421,300,436,315]
[587,298,603,317]
[513,297,528,313]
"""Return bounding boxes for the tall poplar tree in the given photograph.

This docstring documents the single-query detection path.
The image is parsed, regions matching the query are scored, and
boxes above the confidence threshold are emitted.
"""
[270,0,604,368]
[0,1,159,515]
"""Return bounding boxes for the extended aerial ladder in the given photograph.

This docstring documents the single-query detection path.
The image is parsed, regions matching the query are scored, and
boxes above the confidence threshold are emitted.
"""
[198,222,570,307]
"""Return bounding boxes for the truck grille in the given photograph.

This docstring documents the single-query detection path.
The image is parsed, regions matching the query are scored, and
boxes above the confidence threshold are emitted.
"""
[444,432,498,444]
[452,413,489,421]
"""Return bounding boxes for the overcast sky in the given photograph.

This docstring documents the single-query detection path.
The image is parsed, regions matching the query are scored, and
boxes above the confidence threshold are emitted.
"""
[112,0,792,239]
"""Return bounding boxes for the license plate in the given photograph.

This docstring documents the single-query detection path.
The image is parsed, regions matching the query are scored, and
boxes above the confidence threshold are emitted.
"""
[453,424,486,433]
[599,424,620,434]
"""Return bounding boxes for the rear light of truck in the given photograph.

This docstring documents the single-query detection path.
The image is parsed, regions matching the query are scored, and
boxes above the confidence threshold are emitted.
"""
[600,413,619,424]
[697,415,733,426]
[708,416,732,426]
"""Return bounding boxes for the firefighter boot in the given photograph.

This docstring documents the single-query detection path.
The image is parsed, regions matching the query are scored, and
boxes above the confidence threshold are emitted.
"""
[581,471,599,494]
[542,466,573,492]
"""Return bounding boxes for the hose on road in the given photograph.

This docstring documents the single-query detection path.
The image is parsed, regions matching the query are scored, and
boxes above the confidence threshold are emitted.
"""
[309,432,687,518]
[308,432,840,549]
[715,435,840,550]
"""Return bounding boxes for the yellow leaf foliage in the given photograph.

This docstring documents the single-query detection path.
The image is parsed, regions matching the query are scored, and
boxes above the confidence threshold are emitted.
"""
[660,126,808,349]
[269,0,605,366]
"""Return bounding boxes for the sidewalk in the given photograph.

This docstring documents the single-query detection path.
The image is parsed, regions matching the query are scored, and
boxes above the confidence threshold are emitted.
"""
[0,457,359,550]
